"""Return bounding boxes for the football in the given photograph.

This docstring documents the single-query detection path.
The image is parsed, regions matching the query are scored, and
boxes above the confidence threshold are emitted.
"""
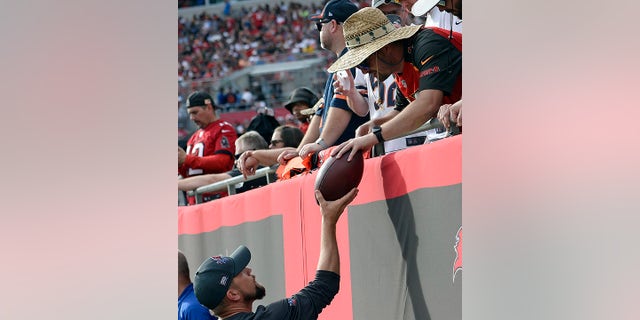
[314,150,364,202]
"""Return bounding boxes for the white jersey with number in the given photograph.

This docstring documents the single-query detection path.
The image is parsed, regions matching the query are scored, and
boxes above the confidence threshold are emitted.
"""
[365,73,428,154]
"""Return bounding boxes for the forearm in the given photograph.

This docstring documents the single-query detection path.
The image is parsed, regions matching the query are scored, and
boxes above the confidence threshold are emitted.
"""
[318,108,351,147]
[316,219,339,274]
[252,148,296,166]
[182,153,234,175]
[345,91,369,117]
[379,90,441,141]
[373,110,399,126]
[178,173,231,191]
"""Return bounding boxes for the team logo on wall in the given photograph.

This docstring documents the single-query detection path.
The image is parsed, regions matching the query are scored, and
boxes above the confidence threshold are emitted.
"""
[452,226,463,283]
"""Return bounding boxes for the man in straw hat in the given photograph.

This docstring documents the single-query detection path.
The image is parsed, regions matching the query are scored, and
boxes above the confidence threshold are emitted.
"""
[335,0,430,155]
[328,7,461,161]
[278,0,369,163]
[193,187,359,319]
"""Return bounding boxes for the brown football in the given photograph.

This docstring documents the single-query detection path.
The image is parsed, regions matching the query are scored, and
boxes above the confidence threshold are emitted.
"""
[314,150,364,202]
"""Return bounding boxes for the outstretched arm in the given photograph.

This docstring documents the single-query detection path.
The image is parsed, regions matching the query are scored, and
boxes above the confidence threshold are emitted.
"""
[315,188,359,274]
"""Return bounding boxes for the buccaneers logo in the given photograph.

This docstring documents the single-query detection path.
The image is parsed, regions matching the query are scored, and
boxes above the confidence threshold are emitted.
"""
[452,226,462,283]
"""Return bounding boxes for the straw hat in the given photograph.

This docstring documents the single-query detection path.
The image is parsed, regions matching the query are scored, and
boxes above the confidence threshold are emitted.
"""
[327,7,422,73]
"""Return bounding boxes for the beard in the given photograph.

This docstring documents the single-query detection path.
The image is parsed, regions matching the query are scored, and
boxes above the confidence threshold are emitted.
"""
[244,282,266,302]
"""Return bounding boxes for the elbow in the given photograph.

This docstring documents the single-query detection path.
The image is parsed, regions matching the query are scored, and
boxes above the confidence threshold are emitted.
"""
[354,109,368,117]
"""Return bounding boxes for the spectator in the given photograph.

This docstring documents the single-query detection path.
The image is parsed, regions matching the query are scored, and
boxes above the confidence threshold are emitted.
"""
[216,87,227,106]
[225,88,237,106]
[409,0,462,32]
[240,87,254,106]
[178,131,274,194]
[279,0,369,163]
[336,0,429,155]
[283,87,319,134]
[410,0,462,20]
[269,125,304,149]
[246,103,281,144]
[193,188,359,319]
[179,251,217,320]
[179,91,238,204]
[328,7,461,160]
[235,125,304,178]
[223,0,231,16]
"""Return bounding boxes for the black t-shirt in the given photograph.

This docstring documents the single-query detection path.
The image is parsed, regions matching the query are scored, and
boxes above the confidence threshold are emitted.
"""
[224,270,340,320]
[394,27,462,111]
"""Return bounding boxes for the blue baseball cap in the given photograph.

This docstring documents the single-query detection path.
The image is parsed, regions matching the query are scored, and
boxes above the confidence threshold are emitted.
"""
[193,245,251,310]
[310,0,359,23]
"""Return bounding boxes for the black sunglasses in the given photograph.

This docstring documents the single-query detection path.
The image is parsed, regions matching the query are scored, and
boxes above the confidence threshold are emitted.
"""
[315,19,336,31]
[270,139,284,145]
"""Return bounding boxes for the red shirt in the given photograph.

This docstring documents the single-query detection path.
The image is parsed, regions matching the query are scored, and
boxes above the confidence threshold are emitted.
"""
[180,119,237,204]
[299,121,309,134]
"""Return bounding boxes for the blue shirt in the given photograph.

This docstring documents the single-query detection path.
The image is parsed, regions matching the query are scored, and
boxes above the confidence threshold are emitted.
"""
[317,48,369,146]
[179,283,217,320]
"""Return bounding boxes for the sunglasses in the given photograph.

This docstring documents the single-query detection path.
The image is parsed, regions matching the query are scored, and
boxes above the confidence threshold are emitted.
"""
[270,139,284,145]
[315,19,336,32]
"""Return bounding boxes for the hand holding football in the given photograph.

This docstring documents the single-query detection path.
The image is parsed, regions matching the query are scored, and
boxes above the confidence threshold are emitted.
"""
[314,150,364,202]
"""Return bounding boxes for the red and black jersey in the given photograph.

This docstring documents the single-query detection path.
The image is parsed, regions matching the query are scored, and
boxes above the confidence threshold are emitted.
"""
[394,27,462,111]
[180,119,237,204]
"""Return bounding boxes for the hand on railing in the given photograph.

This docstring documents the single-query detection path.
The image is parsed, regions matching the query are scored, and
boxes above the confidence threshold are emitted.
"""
[437,100,462,131]
[298,142,323,159]
[237,150,260,178]
[277,149,300,166]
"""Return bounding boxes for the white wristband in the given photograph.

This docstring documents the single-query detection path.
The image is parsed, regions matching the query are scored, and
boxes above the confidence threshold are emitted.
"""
[315,138,328,149]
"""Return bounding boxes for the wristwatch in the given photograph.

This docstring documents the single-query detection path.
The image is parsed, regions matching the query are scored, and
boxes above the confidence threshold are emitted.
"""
[315,137,328,149]
[372,126,385,143]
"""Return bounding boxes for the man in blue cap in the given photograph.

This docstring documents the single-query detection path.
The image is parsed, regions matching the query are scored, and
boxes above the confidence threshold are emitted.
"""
[279,0,369,162]
[193,188,359,319]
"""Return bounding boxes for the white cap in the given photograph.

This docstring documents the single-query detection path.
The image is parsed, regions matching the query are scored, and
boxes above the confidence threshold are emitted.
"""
[411,0,440,16]
[372,0,401,8]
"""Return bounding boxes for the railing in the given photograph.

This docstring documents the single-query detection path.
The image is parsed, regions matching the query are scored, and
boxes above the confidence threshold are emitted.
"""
[179,117,460,206]
[371,117,460,157]
[186,166,278,204]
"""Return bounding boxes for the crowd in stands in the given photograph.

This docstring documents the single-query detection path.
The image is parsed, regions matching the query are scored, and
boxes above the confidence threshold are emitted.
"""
[178,0,462,206]
[178,2,326,89]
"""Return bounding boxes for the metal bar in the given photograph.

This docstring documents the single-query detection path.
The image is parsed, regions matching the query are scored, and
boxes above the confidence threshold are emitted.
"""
[189,166,277,199]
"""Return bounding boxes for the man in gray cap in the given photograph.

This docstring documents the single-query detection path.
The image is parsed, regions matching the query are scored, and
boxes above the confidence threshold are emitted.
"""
[193,188,359,319]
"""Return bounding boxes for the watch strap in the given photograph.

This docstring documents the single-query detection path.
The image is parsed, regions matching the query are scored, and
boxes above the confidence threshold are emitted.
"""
[373,127,385,143]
